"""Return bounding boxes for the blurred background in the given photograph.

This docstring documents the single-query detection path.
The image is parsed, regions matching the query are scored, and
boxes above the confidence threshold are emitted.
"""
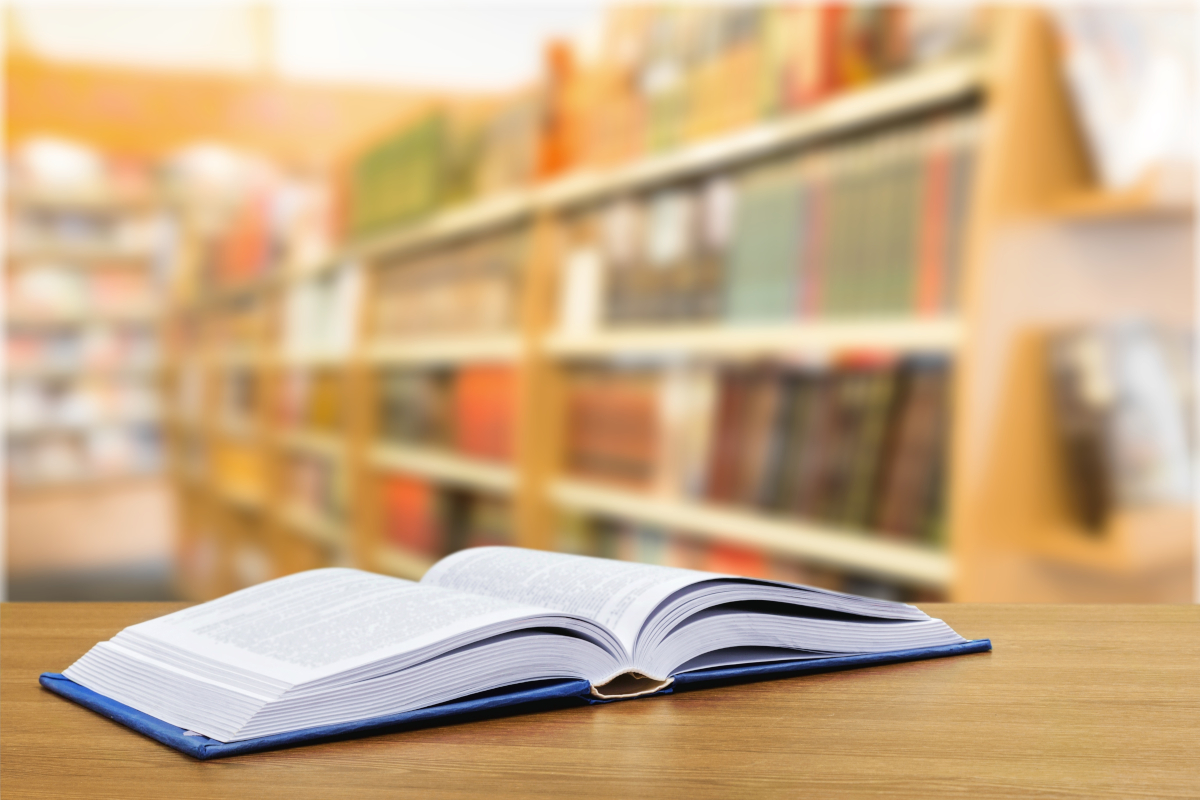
[3,3,1195,604]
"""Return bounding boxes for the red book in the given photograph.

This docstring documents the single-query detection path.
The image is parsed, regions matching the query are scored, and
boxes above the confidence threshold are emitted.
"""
[381,476,441,556]
[454,366,516,462]
[705,542,768,578]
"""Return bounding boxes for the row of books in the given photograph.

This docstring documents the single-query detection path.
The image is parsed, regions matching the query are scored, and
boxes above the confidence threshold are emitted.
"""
[379,366,517,462]
[563,358,951,544]
[7,379,161,433]
[345,6,983,231]
[279,371,344,433]
[380,477,515,558]
[372,232,525,339]
[167,152,332,293]
[557,513,942,602]
[558,110,979,330]
[6,425,162,485]
[9,209,158,254]
[284,451,350,526]
[7,328,159,374]
[8,265,158,319]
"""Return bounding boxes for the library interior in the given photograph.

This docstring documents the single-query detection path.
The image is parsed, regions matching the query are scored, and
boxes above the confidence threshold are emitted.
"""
[4,4,1196,606]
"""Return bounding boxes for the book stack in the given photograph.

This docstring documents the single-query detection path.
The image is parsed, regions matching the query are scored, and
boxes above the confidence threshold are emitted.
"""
[556,110,980,330]
[563,358,951,545]
[380,478,515,559]
[452,366,517,462]
[563,368,661,488]
[379,367,516,463]
[372,232,525,340]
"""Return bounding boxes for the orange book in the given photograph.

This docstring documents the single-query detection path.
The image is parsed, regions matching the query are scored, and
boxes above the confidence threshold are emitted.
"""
[381,476,441,556]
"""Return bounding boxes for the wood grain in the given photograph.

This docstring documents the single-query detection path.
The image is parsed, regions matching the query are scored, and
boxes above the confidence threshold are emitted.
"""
[3,603,1198,799]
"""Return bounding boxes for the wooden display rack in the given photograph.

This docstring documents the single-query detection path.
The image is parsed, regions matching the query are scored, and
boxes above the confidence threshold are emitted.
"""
[164,8,1195,603]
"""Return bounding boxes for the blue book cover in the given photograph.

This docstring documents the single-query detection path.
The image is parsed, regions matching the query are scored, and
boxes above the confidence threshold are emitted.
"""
[40,639,991,760]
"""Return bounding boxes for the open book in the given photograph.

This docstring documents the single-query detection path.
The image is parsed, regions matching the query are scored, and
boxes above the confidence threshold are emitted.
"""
[52,547,985,749]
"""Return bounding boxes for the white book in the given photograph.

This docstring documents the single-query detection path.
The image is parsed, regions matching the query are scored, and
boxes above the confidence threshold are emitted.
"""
[63,547,967,743]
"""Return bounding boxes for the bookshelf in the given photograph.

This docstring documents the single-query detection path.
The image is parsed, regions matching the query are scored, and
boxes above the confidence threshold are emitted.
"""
[165,8,1194,603]
[550,479,951,587]
[6,175,167,490]
[545,318,963,358]
[370,444,520,494]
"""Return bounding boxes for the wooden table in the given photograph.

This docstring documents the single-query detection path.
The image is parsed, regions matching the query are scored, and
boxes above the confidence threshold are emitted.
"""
[3,603,1198,799]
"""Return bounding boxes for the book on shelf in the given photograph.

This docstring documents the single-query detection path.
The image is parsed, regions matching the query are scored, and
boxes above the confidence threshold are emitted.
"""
[380,476,515,558]
[1046,321,1194,530]
[564,367,661,488]
[44,546,989,757]
[378,366,516,462]
[563,357,952,546]
[555,110,981,330]
[372,230,525,340]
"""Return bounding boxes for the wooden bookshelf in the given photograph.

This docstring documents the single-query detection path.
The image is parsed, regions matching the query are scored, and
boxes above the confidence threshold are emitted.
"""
[370,444,518,494]
[164,8,1195,603]
[551,479,952,588]
[538,54,988,211]
[277,428,346,460]
[545,317,963,359]
[280,503,348,551]
[7,240,155,263]
[365,336,523,365]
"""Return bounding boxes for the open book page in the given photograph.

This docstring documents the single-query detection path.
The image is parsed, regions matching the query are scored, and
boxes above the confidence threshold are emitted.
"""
[102,569,556,686]
[421,547,722,652]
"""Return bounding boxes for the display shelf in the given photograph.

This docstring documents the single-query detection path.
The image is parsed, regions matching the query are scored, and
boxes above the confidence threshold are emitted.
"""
[218,484,266,513]
[374,545,437,581]
[348,191,533,263]
[6,472,162,495]
[280,503,347,550]
[370,444,518,494]
[7,240,155,263]
[206,348,273,369]
[365,336,522,366]
[546,317,963,359]
[550,479,952,588]
[7,308,160,327]
[277,428,345,460]
[5,362,162,380]
[335,55,986,265]
[8,184,152,212]
[539,55,988,210]
[1049,176,1195,222]
[1020,506,1195,575]
[278,350,353,369]
[5,417,161,435]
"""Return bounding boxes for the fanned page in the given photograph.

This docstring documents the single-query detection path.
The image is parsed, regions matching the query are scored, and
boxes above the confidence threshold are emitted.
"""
[61,568,628,741]
[422,547,964,684]
[421,546,719,653]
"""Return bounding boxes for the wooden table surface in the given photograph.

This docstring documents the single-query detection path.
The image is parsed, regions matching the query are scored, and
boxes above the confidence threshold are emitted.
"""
[3,603,1198,799]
